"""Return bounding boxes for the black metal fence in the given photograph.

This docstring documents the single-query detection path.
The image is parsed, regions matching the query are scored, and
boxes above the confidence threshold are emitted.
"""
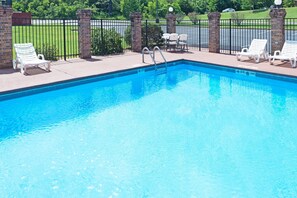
[12,17,297,60]
[141,20,166,49]
[175,20,209,51]
[90,19,131,55]
[13,18,79,60]
[285,18,297,41]
[220,19,271,54]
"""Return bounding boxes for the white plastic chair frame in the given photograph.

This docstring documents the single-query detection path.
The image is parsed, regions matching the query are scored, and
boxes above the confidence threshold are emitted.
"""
[178,34,188,51]
[269,40,297,68]
[14,43,51,75]
[236,39,268,63]
[166,33,179,51]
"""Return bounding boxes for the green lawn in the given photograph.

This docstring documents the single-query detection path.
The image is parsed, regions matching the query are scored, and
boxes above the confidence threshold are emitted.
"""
[185,7,297,20]
[13,25,130,59]
[12,25,79,59]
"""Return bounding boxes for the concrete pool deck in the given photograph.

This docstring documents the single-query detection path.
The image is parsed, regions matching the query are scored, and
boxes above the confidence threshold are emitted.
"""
[1,49,297,93]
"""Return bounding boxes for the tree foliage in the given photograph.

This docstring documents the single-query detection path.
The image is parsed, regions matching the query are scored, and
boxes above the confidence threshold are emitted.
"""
[12,0,294,19]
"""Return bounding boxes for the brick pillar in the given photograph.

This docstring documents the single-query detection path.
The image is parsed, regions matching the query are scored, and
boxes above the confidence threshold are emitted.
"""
[0,7,13,69]
[269,9,286,54]
[166,13,176,33]
[76,9,92,59]
[208,12,221,53]
[130,12,142,53]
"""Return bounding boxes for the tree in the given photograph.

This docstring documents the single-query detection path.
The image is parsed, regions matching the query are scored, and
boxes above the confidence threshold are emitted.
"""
[283,0,295,7]
[188,11,199,24]
[207,0,219,12]
[178,0,194,15]
[120,0,141,18]
[176,12,185,24]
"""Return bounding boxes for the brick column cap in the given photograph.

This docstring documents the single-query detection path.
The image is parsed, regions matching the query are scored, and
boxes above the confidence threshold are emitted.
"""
[208,12,221,20]
[269,8,286,18]
[166,13,176,20]
[76,9,92,19]
[130,12,141,21]
[0,7,13,15]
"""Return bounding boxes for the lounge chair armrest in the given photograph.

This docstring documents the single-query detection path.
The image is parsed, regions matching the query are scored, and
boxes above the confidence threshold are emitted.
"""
[241,48,248,52]
[273,50,281,56]
[38,54,45,60]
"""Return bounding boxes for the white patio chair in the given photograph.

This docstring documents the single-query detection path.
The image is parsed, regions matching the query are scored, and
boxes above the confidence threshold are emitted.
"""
[269,40,297,68]
[166,33,179,51]
[236,39,268,63]
[14,43,51,75]
[178,34,188,51]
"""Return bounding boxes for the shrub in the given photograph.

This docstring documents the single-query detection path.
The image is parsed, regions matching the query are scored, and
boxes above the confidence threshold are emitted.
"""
[36,44,59,61]
[231,12,245,26]
[124,23,164,49]
[92,28,123,55]
[188,12,199,25]
[176,12,186,24]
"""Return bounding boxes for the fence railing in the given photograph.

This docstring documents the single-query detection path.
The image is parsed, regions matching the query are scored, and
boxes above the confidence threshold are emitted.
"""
[13,18,79,60]
[176,20,209,51]
[90,19,131,56]
[12,17,297,61]
[285,18,297,41]
[141,20,166,49]
[220,19,271,54]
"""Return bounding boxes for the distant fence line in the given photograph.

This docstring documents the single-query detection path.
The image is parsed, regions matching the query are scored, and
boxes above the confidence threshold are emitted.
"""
[12,17,297,60]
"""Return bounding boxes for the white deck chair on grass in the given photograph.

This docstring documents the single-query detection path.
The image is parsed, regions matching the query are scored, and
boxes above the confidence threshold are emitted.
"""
[269,40,297,68]
[236,39,268,63]
[14,43,51,75]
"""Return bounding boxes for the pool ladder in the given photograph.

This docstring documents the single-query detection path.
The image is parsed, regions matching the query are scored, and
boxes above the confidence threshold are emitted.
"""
[142,46,167,74]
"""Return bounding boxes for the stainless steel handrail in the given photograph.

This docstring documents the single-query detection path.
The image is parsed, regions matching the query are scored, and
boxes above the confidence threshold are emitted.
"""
[142,46,167,72]
[142,47,156,65]
[153,46,167,66]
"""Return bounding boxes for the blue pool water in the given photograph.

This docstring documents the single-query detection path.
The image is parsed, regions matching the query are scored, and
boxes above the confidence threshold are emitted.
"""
[1,61,297,197]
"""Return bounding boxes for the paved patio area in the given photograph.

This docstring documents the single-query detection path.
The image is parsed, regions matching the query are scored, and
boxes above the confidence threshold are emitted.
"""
[1,49,297,93]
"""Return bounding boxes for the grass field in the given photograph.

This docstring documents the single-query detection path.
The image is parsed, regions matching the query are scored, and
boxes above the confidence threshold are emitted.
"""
[12,25,79,59]
[12,24,131,59]
[184,7,297,20]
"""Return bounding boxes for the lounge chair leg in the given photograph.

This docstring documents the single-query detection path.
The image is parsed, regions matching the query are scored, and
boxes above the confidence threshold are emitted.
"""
[236,54,240,61]
[47,63,51,72]
[13,60,17,70]
[21,66,26,75]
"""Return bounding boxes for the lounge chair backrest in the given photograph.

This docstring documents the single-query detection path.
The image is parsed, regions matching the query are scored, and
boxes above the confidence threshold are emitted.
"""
[248,39,267,52]
[14,43,38,62]
[169,33,179,41]
[281,40,297,56]
[179,34,188,41]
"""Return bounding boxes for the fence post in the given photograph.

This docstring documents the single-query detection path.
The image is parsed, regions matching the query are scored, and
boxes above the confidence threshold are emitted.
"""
[199,20,201,51]
[76,9,92,59]
[100,19,105,55]
[130,12,142,53]
[166,13,176,33]
[145,20,148,48]
[269,8,286,54]
[63,19,67,61]
[229,19,232,54]
[208,12,221,53]
[0,6,13,69]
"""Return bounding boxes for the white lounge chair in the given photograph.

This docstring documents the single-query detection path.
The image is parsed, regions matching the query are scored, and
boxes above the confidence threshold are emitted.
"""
[178,34,188,51]
[236,39,268,63]
[269,40,297,68]
[14,43,51,75]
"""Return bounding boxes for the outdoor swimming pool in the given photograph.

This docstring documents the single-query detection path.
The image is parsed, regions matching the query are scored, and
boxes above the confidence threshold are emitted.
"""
[1,60,297,197]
